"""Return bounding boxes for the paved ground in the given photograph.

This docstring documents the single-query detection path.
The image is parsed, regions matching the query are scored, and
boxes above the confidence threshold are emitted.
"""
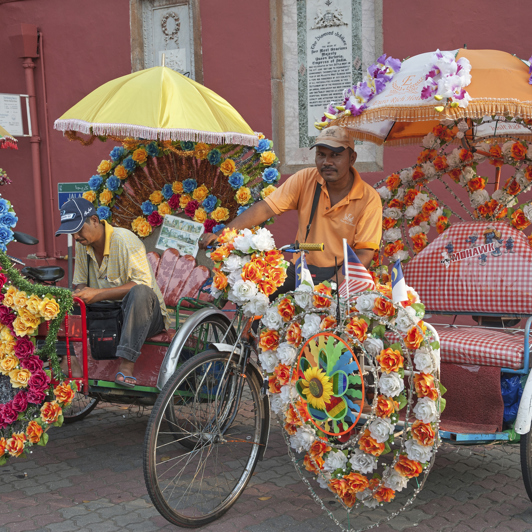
[2,402,532,532]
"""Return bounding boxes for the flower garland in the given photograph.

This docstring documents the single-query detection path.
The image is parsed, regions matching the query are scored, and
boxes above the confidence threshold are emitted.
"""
[315,54,402,130]
[83,136,280,238]
[0,252,75,464]
[375,119,532,264]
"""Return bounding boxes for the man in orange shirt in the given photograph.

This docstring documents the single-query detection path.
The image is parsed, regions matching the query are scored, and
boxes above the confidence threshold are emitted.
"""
[200,126,382,291]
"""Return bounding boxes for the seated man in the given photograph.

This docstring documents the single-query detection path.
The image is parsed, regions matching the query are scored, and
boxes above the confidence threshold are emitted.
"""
[56,198,169,388]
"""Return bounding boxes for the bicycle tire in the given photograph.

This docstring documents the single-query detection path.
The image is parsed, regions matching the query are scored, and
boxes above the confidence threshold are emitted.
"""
[521,428,532,502]
[143,349,264,528]
[63,393,100,423]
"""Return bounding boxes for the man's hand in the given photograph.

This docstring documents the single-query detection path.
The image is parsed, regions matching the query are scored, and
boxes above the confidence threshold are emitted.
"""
[199,232,219,250]
[72,287,104,305]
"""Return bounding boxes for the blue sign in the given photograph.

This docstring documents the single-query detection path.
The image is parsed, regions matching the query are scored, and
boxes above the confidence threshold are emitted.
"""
[57,182,90,209]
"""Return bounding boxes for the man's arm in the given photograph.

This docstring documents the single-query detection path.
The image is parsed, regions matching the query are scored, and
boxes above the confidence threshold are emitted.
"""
[73,281,137,305]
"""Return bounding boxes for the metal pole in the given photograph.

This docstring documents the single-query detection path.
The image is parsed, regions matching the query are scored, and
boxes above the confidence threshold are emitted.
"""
[68,233,73,289]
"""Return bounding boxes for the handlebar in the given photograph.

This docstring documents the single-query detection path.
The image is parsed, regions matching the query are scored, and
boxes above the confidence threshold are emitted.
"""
[279,242,325,253]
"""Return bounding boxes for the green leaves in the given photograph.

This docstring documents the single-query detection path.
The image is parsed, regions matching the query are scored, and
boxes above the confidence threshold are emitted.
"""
[372,325,386,339]
[37,433,49,447]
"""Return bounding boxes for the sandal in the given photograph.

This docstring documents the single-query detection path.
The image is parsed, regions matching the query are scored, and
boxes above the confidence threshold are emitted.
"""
[114,372,137,388]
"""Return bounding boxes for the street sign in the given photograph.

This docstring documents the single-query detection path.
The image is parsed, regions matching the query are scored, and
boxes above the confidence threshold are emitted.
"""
[0,94,24,136]
[58,182,91,209]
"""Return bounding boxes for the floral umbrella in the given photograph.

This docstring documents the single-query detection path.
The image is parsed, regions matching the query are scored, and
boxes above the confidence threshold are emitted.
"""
[54,66,258,147]
[0,125,17,150]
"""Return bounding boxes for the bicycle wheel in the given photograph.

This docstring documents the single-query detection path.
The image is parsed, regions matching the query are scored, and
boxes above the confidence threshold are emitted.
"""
[63,393,100,423]
[521,428,532,502]
[144,349,264,528]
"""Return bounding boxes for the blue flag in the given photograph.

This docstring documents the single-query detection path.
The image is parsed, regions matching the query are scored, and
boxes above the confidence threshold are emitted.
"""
[391,259,408,303]
[295,253,313,288]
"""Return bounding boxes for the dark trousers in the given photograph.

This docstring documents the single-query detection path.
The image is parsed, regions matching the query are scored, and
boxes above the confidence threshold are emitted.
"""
[116,284,165,363]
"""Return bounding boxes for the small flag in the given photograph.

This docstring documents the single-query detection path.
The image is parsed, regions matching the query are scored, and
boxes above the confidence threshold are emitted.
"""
[338,240,375,297]
[391,259,408,303]
[295,252,314,288]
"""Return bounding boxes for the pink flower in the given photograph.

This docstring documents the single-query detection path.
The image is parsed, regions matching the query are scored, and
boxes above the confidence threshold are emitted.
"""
[21,356,43,373]
[0,273,7,289]
[15,337,35,359]
[184,200,199,218]
[0,305,15,327]
[168,194,180,210]
[204,219,216,233]
[28,369,50,393]
[12,391,28,413]
[0,403,18,425]
[27,388,46,405]
[147,211,163,227]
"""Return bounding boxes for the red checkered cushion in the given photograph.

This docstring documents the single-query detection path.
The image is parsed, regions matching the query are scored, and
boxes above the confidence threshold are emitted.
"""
[405,221,532,315]
[433,325,526,370]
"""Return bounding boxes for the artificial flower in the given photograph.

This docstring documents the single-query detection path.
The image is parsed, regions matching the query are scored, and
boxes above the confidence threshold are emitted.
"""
[219,159,237,177]
[26,420,43,444]
[211,207,230,223]
[132,148,148,164]
[99,189,114,206]
[376,348,404,374]
[97,160,112,175]
[40,401,62,424]
[172,181,184,194]
[149,190,164,205]
[82,190,96,203]
[346,317,368,342]
[260,151,276,166]
[192,185,209,202]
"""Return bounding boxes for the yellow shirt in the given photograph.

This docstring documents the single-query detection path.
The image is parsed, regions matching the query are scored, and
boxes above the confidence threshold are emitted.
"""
[264,167,382,268]
[73,221,170,329]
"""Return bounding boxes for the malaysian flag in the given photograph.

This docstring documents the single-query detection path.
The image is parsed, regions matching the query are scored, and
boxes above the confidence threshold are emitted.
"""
[338,239,375,298]
[295,252,314,288]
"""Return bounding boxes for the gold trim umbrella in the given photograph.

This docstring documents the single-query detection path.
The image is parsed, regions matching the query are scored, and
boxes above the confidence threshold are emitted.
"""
[0,125,18,150]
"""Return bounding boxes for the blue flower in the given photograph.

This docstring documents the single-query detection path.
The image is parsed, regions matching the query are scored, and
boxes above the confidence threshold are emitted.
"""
[228,172,244,190]
[262,168,279,184]
[88,175,103,191]
[202,195,218,213]
[146,142,160,158]
[106,175,121,192]
[141,201,156,215]
[122,156,136,172]
[0,199,9,216]
[237,205,250,216]
[212,224,225,234]
[0,212,18,228]
[96,206,111,220]
[183,179,197,194]
[256,139,270,153]
[109,146,125,162]
[0,225,14,246]
[207,149,222,166]
[162,183,173,200]
[181,141,195,151]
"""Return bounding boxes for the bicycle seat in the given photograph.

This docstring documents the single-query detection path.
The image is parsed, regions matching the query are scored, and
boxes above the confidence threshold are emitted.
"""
[22,266,65,283]
[13,231,39,245]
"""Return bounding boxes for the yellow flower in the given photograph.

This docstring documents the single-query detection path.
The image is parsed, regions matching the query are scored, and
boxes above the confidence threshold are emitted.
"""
[13,290,28,310]
[149,190,164,205]
[258,133,265,140]
[97,160,112,175]
[82,191,96,203]
[0,337,16,358]
[0,354,19,376]
[260,151,276,166]
[25,295,42,315]
[39,297,60,321]
[12,317,36,337]
[99,189,114,205]
[9,368,32,389]
[136,219,152,238]
[132,148,148,164]
[211,207,230,223]
[220,159,236,177]
[114,165,128,179]
[235,187,251,205]
[122,138,139,150]
[3,286,17,309]
[261,185,277,199]
[172,181,183,194]
[194,142,210,159]
[193,208,207,224]
[299,366,333,411]
[131,216,145,232]
[179,194,192,209]
[192,185,209,202]
[19,309,41,329]
[158,202,171,217]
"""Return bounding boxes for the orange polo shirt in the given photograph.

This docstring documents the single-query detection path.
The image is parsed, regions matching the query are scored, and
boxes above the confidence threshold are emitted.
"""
[264,167,382,268]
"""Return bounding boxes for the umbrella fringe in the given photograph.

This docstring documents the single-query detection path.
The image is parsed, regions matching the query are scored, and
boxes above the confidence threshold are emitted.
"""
[53,119,259,147]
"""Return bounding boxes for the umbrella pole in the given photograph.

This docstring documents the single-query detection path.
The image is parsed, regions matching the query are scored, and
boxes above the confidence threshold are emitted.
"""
[494,167,501,191]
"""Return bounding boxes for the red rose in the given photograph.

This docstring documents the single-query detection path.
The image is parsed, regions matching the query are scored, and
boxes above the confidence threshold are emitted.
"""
[184,200,199,218]
[27,388,46,405]
[12,391,28,413]
[21,356,43,373]
[0,403,18,425]
[204,219,216,233]
[0,273,7,289]
[0,305,15,327]
[168,193,180,210]
[29,369,51,393]
[14,337,35,359]
[147,211,163,227]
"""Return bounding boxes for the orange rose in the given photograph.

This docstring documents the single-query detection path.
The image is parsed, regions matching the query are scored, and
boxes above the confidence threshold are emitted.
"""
[345,472,369,493]
[383,240,404,258]
[285,404,303,427]
[277,298,295,322]
[433,124,454,142]
[114,165,128,179]
[374,486,396,503]
[512,209,530,231]
[346,317,368,342]
[132,148,147,164]
[304,453,324,473]
[263,249,283,266]
[359,429,385,457]
[99,189,114,206]
[209,246,230,263]
[313,283,332,309]
[467,177,486,193]
[459,148,474,163]
[219,158,237,176]
[54,383,75,405]
[320,315,337,330]
[412,233,429,254]
[382,217,397,230]
[329,478,350,498]
[6,433,26,457]
[240,262,261,283]
[97,160,112,175]
[274,363,295,386]
[376,348,404,374]
[414,373,439,400]
[394,454,423,478]
[421,199,439,216]
[0,437,6,456]
[213,269,228,291]
[373,297,395,318]
[194,142,210,159]
[257,279,277,296]
[285,422,299,436]
[489,145,504,167]
[259,329,279,351]
[150,190,164,205]
[295,399,311,422]
[436,216,450,234]
[403,189,419,206]
[411,420,436,446]
[507,179,521,196]
[260,151,276,166]
[433,155,448,171]
[192,185,209,202]
[447,168,462,183]
[40,401,62,424]
[417,149,437,164]
[388,198,404,210]
[475,203,489,219]
[525,166,532,182]
[268,376,282,394]
[405,325,425,350]
[309,439,331,459]
[385,174,401,191]
[286,322,302,346]
[511,142,527,160]
[26,420,44,444]
[412,168,425,181]
[376,395,398,418]
[268,267,287,287]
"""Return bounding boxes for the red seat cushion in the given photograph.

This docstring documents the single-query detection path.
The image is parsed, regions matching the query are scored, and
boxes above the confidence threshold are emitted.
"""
[147,251,161,277]
[146,329,176,343]
[433,324,526,370]
[164,255,196,306]
[156,248,181,295]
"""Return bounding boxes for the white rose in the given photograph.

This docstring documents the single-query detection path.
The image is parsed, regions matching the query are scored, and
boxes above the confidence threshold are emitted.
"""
[317,471,332,490]
[269,394,284,414]
[258,350,279,373]
[499,192,518,208]
[378,372,404,397]
[355,292,378,313]
[515,170,528,188]
[406,286,420,303]
[492,189,504,202]
[405,438,433,463]
[392,250,409,262]
[477,142,490,153]
[280,384,297,406]
[404,205,419,219]
[243,293,270,317]
[289,425,316,453]
[233,229,254,253]
[222,254,245,272]
[349,448,377,474]
[408,225,423,237]
[369,417,395,444]
[227,269,243,286]
[524,204,532,223]
[294,283,313,309]
[429,208,443,226]
[277,342,297,365]
[261,306,284,330]
[252,228,275,252]
[377,186,392,201]
[461,166,476,184]
[528,144,532,161]
[413,193,429,210]
[395,188,405,201]
[383,207,402,220]
[301,314,321,338]
[413,397,438,423]
[421,162,436,178]
[422,132,437,149]
[384,469,409,492]
[400,168,414,184]
[323,450,348,472]
[359,492,379,508]
[363,337,384,358]
[395,306,418,332]
[470,189,489,209]
[414,346,437,374]
[210,286,222,298]
[502,140,514,157]
[230,279,257,303]
[446,148,461,167]
[383,228,402,242]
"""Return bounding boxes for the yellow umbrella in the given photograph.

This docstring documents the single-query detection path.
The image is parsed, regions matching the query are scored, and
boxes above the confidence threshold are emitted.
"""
[54,66,258,147]
[0,125,18,150]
